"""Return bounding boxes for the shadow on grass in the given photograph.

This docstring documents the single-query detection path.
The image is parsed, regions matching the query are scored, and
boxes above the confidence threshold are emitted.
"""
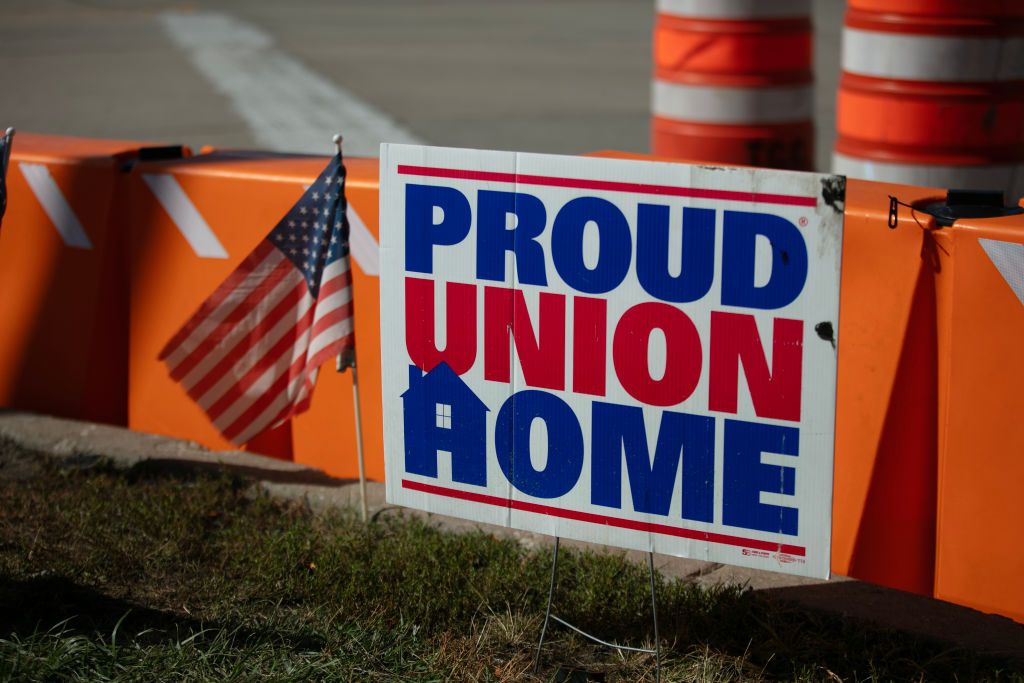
[124,457,357,489]
[514,544,1024,681]
[0,575,324,652]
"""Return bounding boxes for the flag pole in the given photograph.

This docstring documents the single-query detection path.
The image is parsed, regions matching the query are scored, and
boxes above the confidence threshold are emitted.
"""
[334,133,369,524]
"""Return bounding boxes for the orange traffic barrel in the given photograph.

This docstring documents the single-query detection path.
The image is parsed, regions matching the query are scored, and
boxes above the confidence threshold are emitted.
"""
[650,0,814,170]
[834,0,1024,196]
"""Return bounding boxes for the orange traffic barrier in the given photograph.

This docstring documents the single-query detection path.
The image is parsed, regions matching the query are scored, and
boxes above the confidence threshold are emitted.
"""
[0,133,149,425]
[830,178,945,596]
[834,0,1024,196]
[125,150,382,474]
[4,132,1021,620]
[651,0,814,170]
[929,200,1024,622]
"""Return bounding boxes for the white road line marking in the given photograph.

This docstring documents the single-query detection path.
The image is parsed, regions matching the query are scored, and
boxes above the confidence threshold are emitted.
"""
[980,238,1024,307]
[157,10,406,275]
[18,163,93,249]
[156,10,423,158]
[142,174,229,259]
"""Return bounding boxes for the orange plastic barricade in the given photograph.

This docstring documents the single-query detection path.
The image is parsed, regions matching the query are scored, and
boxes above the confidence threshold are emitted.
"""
[830,178,945,596]
[0,133,148,425]
[930,203,1024,622]
[126,151,382,473]
[834,0,1024,196]
[651,0,814,170]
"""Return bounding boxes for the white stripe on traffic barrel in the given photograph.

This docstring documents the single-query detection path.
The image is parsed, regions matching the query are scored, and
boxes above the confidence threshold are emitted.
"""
[832,153,1024,196]
[842,29,1024,82]
[653,80,813,125]
[657,0,810,19]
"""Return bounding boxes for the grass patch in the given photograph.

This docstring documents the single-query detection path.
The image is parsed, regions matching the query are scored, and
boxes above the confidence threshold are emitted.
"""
[0,447,1021,681]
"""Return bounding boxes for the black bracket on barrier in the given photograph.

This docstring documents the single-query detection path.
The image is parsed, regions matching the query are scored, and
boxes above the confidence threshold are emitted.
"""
[533,537,661,682]
[119,145,190,172]
[889,190,1024,229]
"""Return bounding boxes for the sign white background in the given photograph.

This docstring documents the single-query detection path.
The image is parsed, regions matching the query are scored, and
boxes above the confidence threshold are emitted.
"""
[380,144,843,578]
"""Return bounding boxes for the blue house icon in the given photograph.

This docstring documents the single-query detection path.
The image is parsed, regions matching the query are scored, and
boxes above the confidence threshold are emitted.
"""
[402,363,490,487]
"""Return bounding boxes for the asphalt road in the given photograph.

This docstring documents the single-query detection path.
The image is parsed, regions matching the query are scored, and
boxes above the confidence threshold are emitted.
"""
[0,0,843,167]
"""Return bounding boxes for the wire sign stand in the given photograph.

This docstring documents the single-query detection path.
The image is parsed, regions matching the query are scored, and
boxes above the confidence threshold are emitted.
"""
[533,537,662,682]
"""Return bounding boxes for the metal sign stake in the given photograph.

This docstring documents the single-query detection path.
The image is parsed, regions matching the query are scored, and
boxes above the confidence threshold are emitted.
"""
[533,537,662,682]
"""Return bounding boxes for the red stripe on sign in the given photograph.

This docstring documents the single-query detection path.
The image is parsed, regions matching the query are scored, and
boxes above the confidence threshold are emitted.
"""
[401,479,806,556]
[396,165,818,208]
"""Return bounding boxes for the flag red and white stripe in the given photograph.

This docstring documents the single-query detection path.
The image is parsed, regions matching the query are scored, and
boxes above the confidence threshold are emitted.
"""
[159,155,354,445]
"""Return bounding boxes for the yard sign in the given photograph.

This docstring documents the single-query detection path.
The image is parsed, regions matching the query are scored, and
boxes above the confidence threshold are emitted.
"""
[379,145,843,579]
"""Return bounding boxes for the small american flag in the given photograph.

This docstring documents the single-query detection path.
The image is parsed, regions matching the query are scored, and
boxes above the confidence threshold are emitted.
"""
[160,153,355,445]
[0,129,13,227]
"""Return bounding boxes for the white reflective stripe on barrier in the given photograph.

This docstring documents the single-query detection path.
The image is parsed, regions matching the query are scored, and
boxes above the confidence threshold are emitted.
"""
[347,205,379,276]
[842,29,1024,82]
[18,163,93,250]
[832,153,1024,197]
[652,80,812,124]
[142,174,229,259]
[980,238,1024,307]
[656,0,810,19]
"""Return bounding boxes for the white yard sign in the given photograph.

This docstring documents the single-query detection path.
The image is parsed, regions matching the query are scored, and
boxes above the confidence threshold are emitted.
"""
[379,145,843,578]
